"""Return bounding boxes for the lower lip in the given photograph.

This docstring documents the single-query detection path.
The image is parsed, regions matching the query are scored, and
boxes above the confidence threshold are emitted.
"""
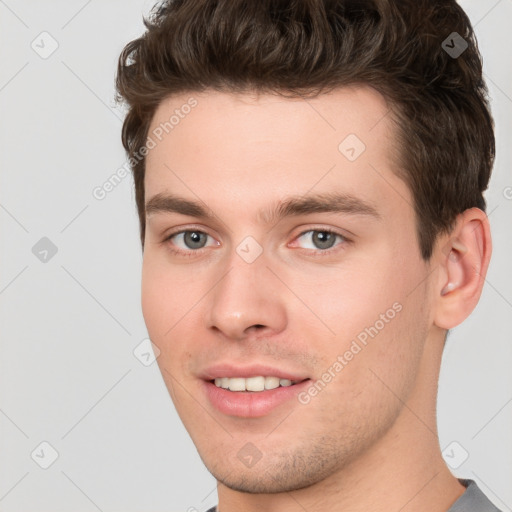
[202,379,311,418]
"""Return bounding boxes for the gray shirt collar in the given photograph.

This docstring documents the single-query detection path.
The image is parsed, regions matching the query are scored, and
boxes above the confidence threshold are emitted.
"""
[206,478,502,512]
[447,479,502,512]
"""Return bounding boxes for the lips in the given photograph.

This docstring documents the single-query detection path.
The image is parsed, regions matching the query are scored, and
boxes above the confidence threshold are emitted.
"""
[198,362,311,417]
[202,378,312,417]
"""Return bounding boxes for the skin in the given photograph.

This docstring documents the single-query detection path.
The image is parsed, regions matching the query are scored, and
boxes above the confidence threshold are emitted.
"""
[141,86,492,512]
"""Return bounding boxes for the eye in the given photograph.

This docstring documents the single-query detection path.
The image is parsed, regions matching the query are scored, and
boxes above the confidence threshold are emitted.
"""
[292,229,348,254]
[164,229,219,255]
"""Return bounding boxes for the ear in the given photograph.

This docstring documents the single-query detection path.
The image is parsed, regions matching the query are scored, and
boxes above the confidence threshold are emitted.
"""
[433,207,492,329]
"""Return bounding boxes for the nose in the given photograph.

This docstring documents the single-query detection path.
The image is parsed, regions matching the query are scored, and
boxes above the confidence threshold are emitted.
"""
[204,248,288,342]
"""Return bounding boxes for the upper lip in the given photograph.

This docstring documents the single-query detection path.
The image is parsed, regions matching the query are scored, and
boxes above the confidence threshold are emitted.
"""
[199,363,310,381]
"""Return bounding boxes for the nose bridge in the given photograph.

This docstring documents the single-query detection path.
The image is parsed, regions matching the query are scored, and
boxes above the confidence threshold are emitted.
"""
[205,242,287,339]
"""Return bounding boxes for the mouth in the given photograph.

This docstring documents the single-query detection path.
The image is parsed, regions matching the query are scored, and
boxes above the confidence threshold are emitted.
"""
[202,376,312,417]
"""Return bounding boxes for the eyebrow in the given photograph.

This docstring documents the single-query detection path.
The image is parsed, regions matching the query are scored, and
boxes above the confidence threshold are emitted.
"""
[145,192,382,225]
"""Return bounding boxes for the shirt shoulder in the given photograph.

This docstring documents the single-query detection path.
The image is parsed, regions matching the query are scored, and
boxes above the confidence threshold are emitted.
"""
[203,480,502,512]
[447,479,503,512]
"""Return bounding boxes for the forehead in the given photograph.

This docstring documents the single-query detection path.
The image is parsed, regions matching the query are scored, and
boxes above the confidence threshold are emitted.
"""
[144,86,411,223]
[147,86,393,157]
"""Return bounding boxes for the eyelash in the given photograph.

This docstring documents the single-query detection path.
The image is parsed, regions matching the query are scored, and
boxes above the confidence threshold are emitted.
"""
[162,227,351,259]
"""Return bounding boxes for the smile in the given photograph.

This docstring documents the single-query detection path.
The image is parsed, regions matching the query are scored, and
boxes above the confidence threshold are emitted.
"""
[203,378,311,417]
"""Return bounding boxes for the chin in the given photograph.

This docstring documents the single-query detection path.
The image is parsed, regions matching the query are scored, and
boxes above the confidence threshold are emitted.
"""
[199,445,344,495]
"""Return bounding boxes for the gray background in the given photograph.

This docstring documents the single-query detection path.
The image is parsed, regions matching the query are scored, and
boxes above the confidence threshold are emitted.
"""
[0,1,511,511]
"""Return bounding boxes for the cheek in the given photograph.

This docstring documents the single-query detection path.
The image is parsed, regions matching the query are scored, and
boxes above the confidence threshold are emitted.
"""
[141,262,163,336]
[141,255,182,340]
[295,289,426,439]
[292,259,402,346]
[141,255,205,375]
[293,249,426,384]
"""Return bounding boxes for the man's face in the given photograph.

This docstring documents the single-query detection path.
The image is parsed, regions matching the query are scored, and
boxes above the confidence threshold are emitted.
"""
[142,87,435,493]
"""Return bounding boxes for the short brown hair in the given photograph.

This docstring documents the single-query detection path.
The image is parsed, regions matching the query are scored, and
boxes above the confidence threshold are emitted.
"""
[115,0,495,260]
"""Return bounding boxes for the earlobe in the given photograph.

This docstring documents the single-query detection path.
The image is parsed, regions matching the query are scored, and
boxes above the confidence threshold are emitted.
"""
[434,208,492,329]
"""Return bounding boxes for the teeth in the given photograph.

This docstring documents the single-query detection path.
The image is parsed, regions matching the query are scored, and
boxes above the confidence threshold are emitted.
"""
[246,376,265,391]
[265,376,280,390]
[228,377,246,391]
[213,376,300,392]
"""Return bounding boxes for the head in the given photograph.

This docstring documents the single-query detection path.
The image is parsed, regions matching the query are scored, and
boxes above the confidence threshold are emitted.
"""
[116,0,494,496]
